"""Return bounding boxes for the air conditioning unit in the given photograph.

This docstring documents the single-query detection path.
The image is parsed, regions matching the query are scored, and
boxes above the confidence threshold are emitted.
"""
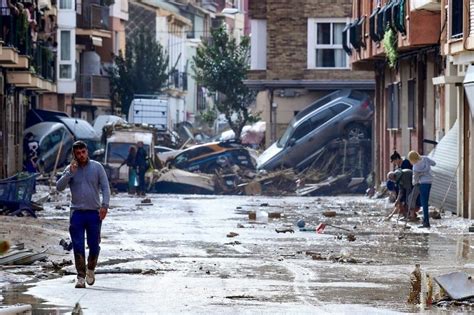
[410,0,441,12]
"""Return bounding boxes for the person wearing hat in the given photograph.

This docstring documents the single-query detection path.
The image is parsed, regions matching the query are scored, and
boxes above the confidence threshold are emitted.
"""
[408,150,436,228]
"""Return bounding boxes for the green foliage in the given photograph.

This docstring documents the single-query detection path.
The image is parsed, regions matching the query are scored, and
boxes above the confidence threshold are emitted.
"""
[199,107,218,127]
[108,30,169,115]
[192,26,257,139]
[383,27,398,69]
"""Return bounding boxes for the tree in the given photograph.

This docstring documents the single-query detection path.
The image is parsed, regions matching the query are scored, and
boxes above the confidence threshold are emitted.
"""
[192,26,257,139]
[108,30,169,115]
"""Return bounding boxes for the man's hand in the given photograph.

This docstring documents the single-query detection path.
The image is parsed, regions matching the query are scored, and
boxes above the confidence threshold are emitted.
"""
[99,207,108,220]
[70,160,78,173]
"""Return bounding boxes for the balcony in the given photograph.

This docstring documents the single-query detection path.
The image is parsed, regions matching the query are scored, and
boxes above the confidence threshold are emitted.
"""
[350,0,440,67]
[77,74,110,99]
[77,0,110,35]
[0,13,57,91]
[410,0,441,12]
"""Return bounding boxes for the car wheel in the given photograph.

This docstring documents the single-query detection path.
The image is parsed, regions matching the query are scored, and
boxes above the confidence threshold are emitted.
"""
[345,123,368,141]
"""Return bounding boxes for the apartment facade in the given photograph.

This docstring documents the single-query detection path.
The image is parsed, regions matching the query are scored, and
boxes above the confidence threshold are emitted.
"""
[247,0,375,146]
[74,0,128,120]
[348,0,474,216]
[441,0,474,218]
[0,1,58,178]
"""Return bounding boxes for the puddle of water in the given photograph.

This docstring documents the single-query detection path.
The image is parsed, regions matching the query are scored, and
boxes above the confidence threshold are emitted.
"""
[2,283,71,314]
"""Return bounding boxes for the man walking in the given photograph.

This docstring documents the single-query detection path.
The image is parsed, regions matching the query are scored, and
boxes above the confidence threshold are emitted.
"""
[57,141,110,288]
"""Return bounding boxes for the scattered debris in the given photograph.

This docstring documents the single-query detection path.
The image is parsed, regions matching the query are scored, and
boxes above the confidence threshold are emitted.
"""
[225,295,256,300]
[322,210,337,217]
[141,198,152,204]
[434,271,474,300]
[268,212,281,219]
[347,233,356,242]
[59,238,73,251]
[226,232,239,238]
[248,211,256,220]
[407,264,422,304]
[275,227,294,234]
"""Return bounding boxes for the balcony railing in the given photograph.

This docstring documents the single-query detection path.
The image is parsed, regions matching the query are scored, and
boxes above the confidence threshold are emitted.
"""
[77,0,110,30]
[168,70,187,91]
[0,11,56,82]
[76,74,110,99]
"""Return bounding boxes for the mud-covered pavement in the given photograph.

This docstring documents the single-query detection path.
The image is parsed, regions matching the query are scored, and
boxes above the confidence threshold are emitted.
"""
[2,192,474,314]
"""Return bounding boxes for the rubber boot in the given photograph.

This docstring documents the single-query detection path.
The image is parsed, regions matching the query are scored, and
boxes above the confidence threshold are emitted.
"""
[86,255,98,285]
[74,254,86,288]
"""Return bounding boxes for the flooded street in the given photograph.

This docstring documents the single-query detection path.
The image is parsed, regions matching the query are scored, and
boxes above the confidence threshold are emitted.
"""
[2,193,474,314]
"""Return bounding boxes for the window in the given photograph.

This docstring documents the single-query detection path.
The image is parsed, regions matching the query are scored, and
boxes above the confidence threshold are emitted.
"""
[387,83,400,129]
[293,120,313,141]
[250,19,267,70]
[59,0,73,10]
[451,0,463,39]
[407,79,416,129]
[308,18,349,69]
[311,107,335,129]
[59,30,74,79]
[330,103,350,116]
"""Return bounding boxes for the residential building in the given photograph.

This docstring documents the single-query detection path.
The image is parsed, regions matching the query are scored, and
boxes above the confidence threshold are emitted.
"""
[440,0,474,218]
[0,0,58,178]
[74,0,127,121]
[127,0,190,127]
[246,0,375,148]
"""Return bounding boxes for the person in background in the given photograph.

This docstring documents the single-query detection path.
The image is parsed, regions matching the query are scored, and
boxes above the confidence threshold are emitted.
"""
[408,150,436,229]
[120,145,137,194]
[135,141,148,196]
[56,141,110,288]
[390,150,412,170]
[387,169,417,220]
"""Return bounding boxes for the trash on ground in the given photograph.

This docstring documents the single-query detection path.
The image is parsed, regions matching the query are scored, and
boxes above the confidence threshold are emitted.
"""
[434,271,474,300]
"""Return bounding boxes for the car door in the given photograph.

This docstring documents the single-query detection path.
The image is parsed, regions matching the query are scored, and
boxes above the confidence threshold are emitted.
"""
[297,103,350,168]
[283,118,314,168]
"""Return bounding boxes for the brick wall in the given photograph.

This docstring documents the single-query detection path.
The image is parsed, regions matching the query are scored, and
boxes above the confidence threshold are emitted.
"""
[248,0,372,81]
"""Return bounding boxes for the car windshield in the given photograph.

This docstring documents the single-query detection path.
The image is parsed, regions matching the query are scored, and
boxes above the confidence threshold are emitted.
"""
[277,119,296,148]
[107,142,149,163]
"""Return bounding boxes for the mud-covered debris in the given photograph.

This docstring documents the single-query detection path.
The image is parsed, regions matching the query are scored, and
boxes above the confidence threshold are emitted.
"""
[260,203,269,207]
[237,223,245,228]
[227,232,239,238]
[141,198,152,204]
[268,212,281,219]
[225,295,256,300]
[275,227,294,233]
[430,210,442,220]
[347,233,356,242]
[248,211,256,220]
[224,241,242,245]
[312,253,324,260]
[408,264,421,304]
[323,210,337,217]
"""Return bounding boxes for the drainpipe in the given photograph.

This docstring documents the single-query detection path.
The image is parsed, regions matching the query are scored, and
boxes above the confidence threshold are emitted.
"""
[269,88,276,143]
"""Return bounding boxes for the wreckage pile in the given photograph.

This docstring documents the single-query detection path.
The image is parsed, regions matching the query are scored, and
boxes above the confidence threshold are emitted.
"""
[155,138,372,196]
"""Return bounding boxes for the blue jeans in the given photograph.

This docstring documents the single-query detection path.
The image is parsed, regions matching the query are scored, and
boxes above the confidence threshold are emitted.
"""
[419,183,432,227]
[69,210,102,258]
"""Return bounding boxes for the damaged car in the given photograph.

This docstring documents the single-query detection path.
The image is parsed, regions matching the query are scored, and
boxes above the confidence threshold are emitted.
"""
[167,141,256,173]
[257,89,373,171]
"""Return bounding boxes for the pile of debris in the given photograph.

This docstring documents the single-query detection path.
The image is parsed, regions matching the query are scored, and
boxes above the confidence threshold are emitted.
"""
[0,243,47,266]
[153,138,372,196]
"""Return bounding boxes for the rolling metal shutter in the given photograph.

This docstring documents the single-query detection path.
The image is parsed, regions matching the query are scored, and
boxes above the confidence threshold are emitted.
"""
[428,120,459,213]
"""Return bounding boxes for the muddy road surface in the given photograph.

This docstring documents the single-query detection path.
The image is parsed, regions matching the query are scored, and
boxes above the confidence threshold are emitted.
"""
[2,193,474,314]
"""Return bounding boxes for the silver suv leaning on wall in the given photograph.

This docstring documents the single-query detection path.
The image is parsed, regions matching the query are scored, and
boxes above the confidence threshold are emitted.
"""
[257,89,373,171]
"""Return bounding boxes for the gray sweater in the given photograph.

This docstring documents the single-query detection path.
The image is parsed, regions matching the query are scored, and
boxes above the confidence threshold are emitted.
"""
[56,159,110,210]
[412,156,436,184]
